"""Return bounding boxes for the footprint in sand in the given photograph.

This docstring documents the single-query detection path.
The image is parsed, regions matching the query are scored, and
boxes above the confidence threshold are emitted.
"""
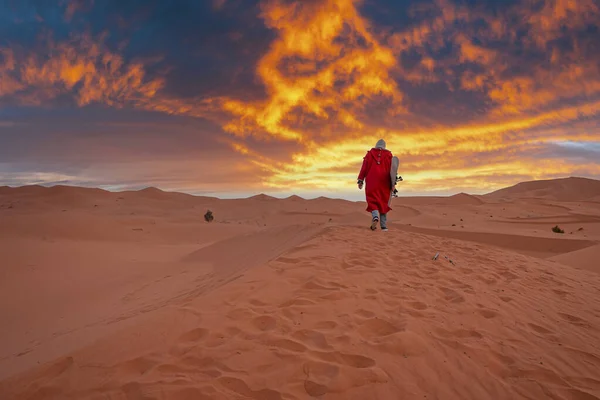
[227,308,255,320]
[218,376,282,400]
[377,330,429,357]
[528,323,554,335]
[327,281,349,289]
[302,361,340,397]
[552,289,570,298]
[558,313,589,327]
[439,287,465,303]
[435,327,483,339]
[314,320,338,330]
[477,276,497,285]
[341,259,366,271]
[279,298,317,307]
[248,299,268,307]
[178,328,208,342]
[275,256,301,264]
[313,350,377,368]
[407,301,428,310]
[116,355,160,375]
[359,317,405,338]
[407,281,423,289]
[167,386,217,400]
[405,309,425,318]
[179,355,230,374]
[500,270,519,281]
[477,309,499,319]
[320,291,351,301]
[121,382,149,399]
[490,350,515,366]
[40,356,75,379]
[264,338,307,353]
[252,315,277,331]
[355,309,377,318]
[304,280,338,291]
[499,296,513,302]
[292,329,332,350]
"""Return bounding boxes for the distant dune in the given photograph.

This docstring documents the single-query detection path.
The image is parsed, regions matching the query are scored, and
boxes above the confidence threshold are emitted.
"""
[446,192,485,205]
[1,179,600,399]
[283,194,304,201]
[398,193,484,206]
[247,193,279,201]
[485,176,600,202]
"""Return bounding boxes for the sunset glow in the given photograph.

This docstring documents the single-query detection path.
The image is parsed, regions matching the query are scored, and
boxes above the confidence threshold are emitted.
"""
[1,0,599,197]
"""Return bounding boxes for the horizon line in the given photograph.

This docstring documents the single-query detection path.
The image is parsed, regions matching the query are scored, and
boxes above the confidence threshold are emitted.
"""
[2,175,597,201]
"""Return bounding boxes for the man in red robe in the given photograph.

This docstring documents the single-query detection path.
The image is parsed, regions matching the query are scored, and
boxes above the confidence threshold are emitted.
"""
[357,139,394,231]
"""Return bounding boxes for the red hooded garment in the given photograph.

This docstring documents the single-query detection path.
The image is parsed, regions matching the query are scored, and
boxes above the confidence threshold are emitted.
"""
[358,147,393,214]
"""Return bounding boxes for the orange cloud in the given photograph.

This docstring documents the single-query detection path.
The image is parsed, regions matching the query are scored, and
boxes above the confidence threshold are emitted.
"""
[0,33,163,108]
[525,0,599,47]
[220,0,402,142]
[210,0,600,194]
[251,99,600,192]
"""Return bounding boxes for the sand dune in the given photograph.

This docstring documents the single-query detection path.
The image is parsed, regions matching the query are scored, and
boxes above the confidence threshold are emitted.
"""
[1,179,600,399]
[400,225,597,258]
[550,244,600,274]
[182,224,325,278]
[447,192,485,205]
[486,176,600,202]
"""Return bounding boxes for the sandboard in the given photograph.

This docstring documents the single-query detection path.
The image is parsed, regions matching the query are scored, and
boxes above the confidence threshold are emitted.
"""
[388,156,400,206]
[390,156,399,189]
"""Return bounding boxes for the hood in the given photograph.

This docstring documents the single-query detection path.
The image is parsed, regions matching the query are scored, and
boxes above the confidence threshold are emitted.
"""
[367,147,389,163]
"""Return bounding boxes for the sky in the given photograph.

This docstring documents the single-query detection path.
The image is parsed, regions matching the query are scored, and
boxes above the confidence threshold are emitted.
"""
[0,0,599,199]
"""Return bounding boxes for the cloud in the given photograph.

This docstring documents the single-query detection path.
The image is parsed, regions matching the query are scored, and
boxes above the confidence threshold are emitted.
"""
[539,140,600,162]
[246,100,600,193]
[0,0,599,196]
[220,0,403,142]
[212,0,227,10]
[0,32,163,108]
[62,0,94,21]
[203,0,599,194]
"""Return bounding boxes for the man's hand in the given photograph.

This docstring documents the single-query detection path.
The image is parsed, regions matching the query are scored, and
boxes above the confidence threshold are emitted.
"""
[357,179,364,189]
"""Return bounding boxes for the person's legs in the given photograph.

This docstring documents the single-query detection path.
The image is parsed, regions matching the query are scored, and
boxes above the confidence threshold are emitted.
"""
[370,210,380,230]
[380,213,388,230]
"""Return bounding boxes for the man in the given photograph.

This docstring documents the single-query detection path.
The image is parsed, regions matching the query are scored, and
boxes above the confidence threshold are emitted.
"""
[357,139,394,231]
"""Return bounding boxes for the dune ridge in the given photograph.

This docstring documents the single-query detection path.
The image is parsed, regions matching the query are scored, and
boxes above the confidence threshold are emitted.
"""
[486,176,600,202]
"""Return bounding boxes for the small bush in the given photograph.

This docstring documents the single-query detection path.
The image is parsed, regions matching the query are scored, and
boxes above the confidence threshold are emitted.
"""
[552,225,564,234]
[204,210,214,222]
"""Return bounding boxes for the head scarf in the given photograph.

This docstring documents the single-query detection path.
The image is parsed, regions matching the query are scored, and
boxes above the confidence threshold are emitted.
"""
[375,139,386,149]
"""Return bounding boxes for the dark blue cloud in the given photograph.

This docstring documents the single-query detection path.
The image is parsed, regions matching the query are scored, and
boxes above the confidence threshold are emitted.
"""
[538,141,600,163]
[0,0,273,102]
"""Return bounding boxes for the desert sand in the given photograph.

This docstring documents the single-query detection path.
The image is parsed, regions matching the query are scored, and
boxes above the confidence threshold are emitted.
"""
[1,177,600,399]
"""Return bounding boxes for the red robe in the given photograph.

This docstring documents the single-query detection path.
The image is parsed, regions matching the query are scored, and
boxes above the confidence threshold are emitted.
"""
[358,147,393,214]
